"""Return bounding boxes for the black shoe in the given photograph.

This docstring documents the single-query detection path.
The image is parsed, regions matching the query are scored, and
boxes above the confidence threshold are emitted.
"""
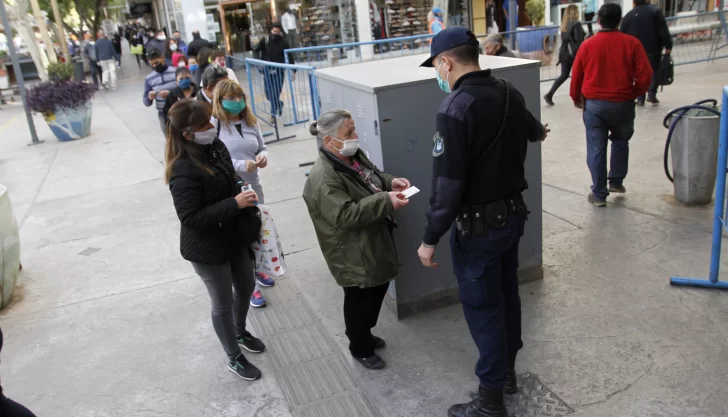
[544,94,554,106]
[646,96,660,105]
[636,97,645,106]
[372,336,386,349]
[449,386,507,417]
[608,184,626,194]
[237,331,265,353]
[353,354,386,370]
[504,369,517,395]
[227,353,262,381]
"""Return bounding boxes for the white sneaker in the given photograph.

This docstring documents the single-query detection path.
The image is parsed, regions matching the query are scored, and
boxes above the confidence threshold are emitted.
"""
[407,6,416,11]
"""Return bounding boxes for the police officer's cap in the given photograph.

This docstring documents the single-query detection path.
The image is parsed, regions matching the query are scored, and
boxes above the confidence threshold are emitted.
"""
[420,27,480,68]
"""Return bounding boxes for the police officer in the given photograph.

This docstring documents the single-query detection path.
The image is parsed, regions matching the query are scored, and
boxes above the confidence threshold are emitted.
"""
[417,27,548,417]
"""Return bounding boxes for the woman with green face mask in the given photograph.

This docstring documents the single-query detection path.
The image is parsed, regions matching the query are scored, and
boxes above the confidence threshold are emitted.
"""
[211,79,275,307]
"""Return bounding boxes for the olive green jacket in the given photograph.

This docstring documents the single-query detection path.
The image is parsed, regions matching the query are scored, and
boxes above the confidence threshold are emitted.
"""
[302,149,399,288]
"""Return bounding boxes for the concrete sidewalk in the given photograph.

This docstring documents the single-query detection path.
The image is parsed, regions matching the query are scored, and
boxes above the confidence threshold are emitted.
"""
[0,59,727,417]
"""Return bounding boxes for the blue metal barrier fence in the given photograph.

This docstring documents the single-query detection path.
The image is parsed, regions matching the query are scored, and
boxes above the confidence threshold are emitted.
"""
[237,57,319,136]
[284,34,433,68]
[670,85,728,290]
[284,10,728,83]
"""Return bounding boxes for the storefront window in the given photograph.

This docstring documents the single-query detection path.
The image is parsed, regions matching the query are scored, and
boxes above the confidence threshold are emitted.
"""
[295,0,359,47]
[371,0,433,40]
[225,7,253,54]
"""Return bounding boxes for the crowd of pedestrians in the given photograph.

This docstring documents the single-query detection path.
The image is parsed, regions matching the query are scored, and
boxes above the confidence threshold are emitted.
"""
[124,4,670,416]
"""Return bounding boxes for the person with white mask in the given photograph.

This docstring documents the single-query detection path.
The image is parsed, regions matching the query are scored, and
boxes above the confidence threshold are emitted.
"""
[302,109,411,371]
[165,99,266,382]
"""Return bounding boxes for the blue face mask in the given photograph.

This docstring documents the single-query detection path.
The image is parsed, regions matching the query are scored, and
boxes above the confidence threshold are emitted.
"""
[222,99,246,115]
[435,60,451,94]
[178,78,192,89]
[189,64,199,73]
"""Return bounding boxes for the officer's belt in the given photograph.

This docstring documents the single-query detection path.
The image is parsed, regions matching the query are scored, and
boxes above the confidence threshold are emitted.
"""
[456,194,528,238]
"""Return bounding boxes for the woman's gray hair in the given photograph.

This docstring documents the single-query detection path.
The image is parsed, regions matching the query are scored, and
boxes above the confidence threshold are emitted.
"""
[484,33,504,47]
[309,109,352,139]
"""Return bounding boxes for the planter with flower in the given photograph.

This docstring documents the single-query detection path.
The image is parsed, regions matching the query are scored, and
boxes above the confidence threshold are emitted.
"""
[26,63,96,141]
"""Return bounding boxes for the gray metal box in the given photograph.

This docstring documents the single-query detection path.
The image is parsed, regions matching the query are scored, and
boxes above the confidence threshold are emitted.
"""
[316,54,543,319]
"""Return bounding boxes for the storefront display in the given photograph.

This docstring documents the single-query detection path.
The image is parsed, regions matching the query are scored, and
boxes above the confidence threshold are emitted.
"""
[299,1,358,47]
[371,0,432,39]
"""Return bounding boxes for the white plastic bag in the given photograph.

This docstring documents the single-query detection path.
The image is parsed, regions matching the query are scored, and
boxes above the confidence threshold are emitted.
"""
[251,204,287,277]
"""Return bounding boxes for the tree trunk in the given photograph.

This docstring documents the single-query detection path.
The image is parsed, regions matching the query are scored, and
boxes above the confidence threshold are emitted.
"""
[91,0,103,38]
[5,0,48,81]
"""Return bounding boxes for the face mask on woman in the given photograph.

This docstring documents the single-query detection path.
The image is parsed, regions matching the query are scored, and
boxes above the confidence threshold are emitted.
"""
[222,99,246,115]
[189,64,199,73]
[177,61,187,68]
[170,44,178,51]
[193,127,217,145]
[330,137,359,157]
[178,78,192,89]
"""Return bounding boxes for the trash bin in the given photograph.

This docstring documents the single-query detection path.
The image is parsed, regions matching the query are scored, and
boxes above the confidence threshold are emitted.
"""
[670,108,721,205]
[0,184,20,310]
[73,56,85,81]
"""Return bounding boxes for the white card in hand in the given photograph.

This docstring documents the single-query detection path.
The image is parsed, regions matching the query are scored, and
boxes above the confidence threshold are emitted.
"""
[402,186,420,198]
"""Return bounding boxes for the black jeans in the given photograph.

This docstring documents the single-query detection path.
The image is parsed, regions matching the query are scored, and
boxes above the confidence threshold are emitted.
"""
[192,247,256,361]
[646,53,662,99]
[585,12,595,36]
[343,282,390,358]
[547,61,572,97]
[0,395,37,417]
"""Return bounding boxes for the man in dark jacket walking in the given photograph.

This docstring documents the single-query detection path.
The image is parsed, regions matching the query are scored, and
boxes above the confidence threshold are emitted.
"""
[620,0,672,105]
[254,24,295,120]
[187,30,211,59]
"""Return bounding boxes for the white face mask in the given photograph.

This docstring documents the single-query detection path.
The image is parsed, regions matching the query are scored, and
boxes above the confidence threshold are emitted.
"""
[331,137,359,157]
[170,44,178,51]
[157,35,166,41]
[193,127,216,145]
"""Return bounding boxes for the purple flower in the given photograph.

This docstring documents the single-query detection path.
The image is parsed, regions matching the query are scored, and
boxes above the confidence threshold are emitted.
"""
[26,80,96,116]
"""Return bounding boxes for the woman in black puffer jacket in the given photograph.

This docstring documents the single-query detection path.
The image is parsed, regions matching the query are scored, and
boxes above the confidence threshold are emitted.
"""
[165,99,264,381]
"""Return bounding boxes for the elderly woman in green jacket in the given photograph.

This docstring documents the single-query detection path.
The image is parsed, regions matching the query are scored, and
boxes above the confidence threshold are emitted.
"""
[302,109,410,370]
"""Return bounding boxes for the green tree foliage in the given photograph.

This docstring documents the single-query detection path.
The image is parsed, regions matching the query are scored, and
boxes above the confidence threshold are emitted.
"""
[37,0,108,39]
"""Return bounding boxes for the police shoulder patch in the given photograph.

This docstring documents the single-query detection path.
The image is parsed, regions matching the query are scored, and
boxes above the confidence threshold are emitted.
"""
[432,131,444,157]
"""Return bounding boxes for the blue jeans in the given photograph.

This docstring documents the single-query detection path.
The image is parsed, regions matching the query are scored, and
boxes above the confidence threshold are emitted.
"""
[583,100,635,200]
[450,214,526,389]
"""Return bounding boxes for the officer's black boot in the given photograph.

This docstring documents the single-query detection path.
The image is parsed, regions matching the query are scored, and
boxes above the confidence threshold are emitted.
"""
[503,368,517,395]
[448,386,507,417]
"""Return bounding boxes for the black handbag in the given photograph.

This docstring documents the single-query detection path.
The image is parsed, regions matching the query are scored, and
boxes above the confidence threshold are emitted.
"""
[656,53,674,88]
[238,207,262,246]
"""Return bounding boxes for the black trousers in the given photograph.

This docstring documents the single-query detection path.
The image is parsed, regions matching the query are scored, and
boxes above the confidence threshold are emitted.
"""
[585,12,595,36]
[343,282,389,358]
[646,53,662,98]
[0,395,37,417]
[547,61,572,97]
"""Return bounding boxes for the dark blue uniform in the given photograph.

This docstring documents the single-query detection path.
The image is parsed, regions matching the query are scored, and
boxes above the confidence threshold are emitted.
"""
[422,69,544,390]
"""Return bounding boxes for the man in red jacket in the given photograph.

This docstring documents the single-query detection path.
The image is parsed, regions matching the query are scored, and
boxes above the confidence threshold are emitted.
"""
[570,3,652,207]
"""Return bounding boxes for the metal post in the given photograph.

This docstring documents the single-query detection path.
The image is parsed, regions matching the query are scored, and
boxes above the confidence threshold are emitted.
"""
[708,90,728,284]
[509,0,517,50]
[51,0,70,62]
[0,0,42,145]
[669,86,728,289]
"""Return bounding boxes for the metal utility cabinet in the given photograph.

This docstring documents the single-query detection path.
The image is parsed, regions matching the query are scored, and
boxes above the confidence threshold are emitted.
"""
[315,54,543,319]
